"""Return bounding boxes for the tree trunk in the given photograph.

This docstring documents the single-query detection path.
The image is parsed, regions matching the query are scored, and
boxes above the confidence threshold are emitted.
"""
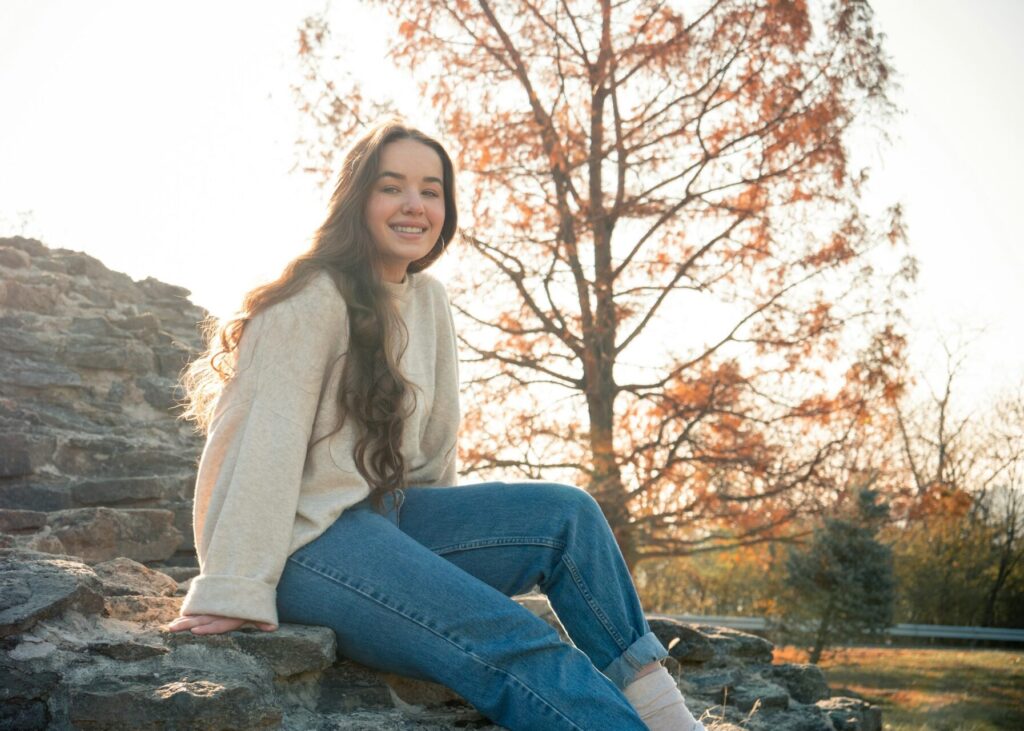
[615,523,641,574]
[981,545,1014,626]
[809,595,836,665]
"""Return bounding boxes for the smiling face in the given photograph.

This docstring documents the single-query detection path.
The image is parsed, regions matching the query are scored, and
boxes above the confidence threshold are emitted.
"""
[364,138,446,283]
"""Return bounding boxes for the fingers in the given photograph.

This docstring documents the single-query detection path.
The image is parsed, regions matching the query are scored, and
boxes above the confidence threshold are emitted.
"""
[166,615,201,632]
[166,615,217,633]
[190,616,242,634]
[165,614,235,634]
[165,615,278,634]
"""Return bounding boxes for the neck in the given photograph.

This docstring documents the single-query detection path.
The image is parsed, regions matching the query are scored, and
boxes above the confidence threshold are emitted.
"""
[380,265,408,284]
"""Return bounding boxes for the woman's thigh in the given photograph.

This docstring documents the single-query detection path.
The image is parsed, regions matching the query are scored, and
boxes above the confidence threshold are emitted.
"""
[396,480,611,596]
[274,495,646,729]
[276,495,561,678]
[276,497,532,675]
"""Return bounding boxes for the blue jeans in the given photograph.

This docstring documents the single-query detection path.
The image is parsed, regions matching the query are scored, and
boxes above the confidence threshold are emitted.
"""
[276,481,667,730]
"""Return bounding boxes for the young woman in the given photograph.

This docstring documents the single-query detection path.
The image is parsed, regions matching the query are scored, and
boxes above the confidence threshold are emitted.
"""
[167,119,704,731]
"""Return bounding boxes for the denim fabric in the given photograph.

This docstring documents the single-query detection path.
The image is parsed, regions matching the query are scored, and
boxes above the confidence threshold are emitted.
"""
[276,481,668,730]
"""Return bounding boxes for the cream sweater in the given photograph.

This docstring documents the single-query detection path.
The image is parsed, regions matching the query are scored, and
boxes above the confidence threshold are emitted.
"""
[180,270,460,626]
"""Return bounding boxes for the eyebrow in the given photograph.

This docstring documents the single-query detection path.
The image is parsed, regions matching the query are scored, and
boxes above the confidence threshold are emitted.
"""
[377,171,443,186]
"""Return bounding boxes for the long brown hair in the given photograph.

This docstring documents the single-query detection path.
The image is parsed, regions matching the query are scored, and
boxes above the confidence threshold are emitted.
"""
[179,119,458,511]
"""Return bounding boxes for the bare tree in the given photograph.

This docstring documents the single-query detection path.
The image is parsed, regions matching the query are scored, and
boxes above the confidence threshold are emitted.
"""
[895,342,1024,627]
[978,392,1024,626]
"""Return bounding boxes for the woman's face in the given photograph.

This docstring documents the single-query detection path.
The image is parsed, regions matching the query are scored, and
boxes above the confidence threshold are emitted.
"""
[365,138,446,283]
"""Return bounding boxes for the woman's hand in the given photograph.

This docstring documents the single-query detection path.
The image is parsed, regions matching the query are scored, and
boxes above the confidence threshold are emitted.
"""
[166,614,278,635]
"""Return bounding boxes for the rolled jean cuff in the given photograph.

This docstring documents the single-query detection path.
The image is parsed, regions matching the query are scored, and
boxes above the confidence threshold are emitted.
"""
[601,630,670,690]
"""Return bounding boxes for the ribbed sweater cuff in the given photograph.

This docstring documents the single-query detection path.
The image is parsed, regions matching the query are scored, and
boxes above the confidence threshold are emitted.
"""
[180,574,278,627]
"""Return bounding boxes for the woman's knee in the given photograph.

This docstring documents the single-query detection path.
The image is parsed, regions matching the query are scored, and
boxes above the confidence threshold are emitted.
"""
[524,482,608,528]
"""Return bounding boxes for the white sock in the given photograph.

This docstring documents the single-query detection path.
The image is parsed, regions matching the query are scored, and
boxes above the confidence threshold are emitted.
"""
[622,665,705,731]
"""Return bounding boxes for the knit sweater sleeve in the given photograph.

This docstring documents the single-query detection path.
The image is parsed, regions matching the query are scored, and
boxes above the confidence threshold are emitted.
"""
[437,281,460,488]
[180,275,346,626]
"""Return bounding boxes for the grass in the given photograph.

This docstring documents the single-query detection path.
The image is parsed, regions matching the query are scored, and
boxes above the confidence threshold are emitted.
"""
[773,645,1024,731]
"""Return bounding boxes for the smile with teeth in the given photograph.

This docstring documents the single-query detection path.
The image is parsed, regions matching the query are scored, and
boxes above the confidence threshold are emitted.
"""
[391,225,427,235]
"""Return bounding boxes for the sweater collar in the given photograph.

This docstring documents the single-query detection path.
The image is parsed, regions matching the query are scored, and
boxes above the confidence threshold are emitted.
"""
[383,273,412,302]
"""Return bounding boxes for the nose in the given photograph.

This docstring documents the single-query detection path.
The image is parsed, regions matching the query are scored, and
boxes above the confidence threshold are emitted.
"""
[402,192,425,214]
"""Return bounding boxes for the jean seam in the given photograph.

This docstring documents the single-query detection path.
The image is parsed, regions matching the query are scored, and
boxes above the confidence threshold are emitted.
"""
[560,553,630,653]
[429,536,566,555]
[285,555,585,730]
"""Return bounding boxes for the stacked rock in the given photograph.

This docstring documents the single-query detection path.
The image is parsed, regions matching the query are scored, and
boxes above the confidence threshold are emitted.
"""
[648,617,881,730]
[0,236,206,583]
[1,549,346,730]
[0,547,882,730]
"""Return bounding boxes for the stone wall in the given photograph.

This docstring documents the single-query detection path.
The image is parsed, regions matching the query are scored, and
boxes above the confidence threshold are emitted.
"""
[0,236,205,583]
[1,548,881,731]
[0,238,881,730]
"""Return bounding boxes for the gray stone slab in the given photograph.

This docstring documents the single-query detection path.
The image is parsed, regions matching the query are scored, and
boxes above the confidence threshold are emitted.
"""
[0,549,106,638]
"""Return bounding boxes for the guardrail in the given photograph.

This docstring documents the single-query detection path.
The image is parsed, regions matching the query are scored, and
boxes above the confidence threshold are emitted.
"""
[887,623,1024,643]
[656,614,769,631]
[655,614,1024,643]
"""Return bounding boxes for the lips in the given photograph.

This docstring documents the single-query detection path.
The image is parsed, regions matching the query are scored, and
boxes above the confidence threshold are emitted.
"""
[389,224,428,238]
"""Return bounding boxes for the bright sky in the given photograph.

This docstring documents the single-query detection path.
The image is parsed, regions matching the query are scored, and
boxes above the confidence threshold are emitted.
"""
[1,0,1022,411]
